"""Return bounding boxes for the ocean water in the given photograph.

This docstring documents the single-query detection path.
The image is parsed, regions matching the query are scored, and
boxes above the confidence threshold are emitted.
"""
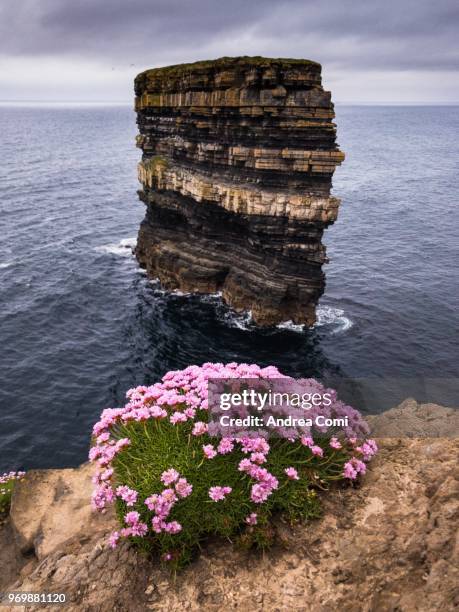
[0,104,458,470]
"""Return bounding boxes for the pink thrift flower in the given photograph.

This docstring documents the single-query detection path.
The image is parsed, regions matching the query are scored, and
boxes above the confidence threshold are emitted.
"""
[164,521,182,534]
[161,488,178,504]
[91,484,115,511]
[150,406,167,419]
[263,474,279,491]
[311,445,324,457]
[100,468,113,481]
[238,458,253,472]
[343,461,358,480]
[154,499,173,519]
[170,412,187,425]
[161,468,180,485]
[241,437,270,455]
[88,446,102,462]
[358,440,378,461]
[301,436,314,447]
[115,438,131,451]
[245,513,258,525]
[250,483,271,504]
[120,527,132,537]
[192,421,208,436]
[208,486,232,502]
[248,465,268,480]
[203,444,217,459]
[351,457,367,475]
[285,467,299,480]
[218,438,234,454]
[108,531,120,549]
[152,516,166,533]
[175,478,193,498]
[145,494,159,511]
[330,437,342,449]
[130,522,148,537]
[124,511,140,526]
[250,452,266,465]
[116,485,138,507]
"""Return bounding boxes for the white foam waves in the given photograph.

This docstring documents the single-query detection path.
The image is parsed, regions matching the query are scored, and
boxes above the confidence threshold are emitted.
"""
[142,276,353,335]
[95,237,137,258]
[314,306,353,333]
[277,320,305,332]
[218,309,253,330]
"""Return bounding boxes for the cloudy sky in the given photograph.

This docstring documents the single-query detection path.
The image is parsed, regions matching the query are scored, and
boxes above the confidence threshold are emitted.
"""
[0,0,458,103]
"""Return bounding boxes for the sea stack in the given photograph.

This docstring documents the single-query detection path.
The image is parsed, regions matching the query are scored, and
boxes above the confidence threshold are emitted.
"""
[134,57,344,326]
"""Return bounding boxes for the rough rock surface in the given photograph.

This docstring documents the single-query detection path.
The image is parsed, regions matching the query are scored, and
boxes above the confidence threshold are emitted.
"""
[9,463,109,560]
[1,401,457,611]
[366,397,459,438]
[134,57,344,326]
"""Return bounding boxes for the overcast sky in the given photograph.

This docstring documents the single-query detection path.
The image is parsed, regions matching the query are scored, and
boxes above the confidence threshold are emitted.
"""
[0,0,458,103]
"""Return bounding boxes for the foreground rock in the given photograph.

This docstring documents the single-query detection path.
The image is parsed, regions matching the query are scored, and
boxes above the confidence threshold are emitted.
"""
[1,400,458,611]
[134,56,344,326]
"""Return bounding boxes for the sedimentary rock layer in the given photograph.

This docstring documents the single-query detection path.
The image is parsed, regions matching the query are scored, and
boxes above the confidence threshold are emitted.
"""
[134,57,344,325]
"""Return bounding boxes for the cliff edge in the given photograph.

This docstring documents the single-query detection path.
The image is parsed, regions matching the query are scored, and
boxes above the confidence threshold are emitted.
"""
[1,400,457,611]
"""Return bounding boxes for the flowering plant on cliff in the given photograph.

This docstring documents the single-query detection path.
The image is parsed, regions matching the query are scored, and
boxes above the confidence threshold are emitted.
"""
[0,471,25,514]
[89,363,377,567]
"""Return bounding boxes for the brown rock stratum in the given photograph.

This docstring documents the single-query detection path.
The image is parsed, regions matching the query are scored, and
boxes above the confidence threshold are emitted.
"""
[1,400,458,611]
[134,57,344,326]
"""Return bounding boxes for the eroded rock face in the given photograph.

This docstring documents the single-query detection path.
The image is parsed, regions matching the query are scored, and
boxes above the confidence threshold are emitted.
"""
[9,463,110,560]
[2,401,458,611]
[134,57,344,326]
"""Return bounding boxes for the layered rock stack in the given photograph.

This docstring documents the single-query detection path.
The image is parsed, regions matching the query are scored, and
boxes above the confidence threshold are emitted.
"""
[134,57,344,326]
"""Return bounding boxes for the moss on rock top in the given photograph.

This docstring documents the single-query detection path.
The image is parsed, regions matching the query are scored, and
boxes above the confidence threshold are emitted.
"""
[135,55,321,86]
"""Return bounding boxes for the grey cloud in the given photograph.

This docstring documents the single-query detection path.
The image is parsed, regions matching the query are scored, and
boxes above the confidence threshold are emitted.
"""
[0,0,458,71]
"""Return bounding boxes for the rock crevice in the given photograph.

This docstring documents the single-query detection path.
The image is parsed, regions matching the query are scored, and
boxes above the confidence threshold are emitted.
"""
[134,56,344,326]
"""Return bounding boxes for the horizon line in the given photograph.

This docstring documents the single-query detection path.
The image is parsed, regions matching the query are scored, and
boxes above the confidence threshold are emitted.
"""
[0,100,458,106]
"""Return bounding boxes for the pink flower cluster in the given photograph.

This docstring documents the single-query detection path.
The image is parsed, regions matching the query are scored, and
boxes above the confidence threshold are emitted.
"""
[116,485,138,506]
[355,439,378,461]
[108,512,151,548]
[342,438,378,479]
[202,437,236,459]
[285,467,299,480]
[330,437,342,450]
[236,438,279,504]
[88,363,378,552]
[202,444,217,459]
[120,511,148,539]
[301,436,324,457]
[208,486,232,502]
[107,469,193,548]
[343,458,367,480]
[144,470,192,536]
[89,364,284,494]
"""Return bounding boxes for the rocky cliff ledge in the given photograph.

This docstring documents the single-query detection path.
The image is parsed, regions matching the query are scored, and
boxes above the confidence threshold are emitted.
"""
[134,57,344,326]
[1,400,458,611]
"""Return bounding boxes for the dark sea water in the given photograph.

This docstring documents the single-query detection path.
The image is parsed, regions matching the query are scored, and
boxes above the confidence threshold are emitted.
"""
[0,104,458,470]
